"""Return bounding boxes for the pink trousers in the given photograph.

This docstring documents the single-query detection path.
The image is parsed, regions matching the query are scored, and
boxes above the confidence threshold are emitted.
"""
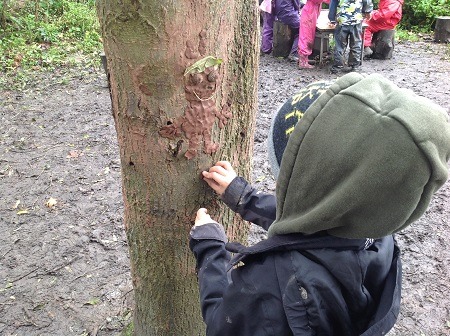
[298,0,323,57]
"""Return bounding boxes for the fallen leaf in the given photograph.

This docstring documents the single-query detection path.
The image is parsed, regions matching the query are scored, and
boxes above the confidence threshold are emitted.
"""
[67,150,83,159]
[85,298,100,306]
[16,209,29,215]
[0,283,13,292]
[255,175,266,183]
[46,197,58,208]
[184,56,223,76]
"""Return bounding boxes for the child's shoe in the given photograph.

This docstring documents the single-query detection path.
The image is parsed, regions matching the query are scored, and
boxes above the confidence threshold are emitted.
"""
[351,64,361,72]
[287,54,299,63]
[299,55,314,69]
[364,47,373,57]
[330,65,343,74]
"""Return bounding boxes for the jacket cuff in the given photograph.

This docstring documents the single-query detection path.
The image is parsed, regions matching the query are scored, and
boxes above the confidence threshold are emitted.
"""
[190,223,228,243]
[221,176,250,212]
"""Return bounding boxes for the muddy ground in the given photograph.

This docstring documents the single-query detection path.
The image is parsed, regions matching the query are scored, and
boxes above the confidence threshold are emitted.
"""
[0,40,449,335]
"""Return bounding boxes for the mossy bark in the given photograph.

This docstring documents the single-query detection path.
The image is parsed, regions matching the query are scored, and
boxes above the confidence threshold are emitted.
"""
[96,1,259,335]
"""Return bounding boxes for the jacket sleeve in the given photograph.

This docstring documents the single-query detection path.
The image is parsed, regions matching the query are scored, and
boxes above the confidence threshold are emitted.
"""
[362,0,374,14]
[328,0,338,22]
[189,223,231,325]
[371,0,400,21]
[221,177,276,231]
[191,227,292,336]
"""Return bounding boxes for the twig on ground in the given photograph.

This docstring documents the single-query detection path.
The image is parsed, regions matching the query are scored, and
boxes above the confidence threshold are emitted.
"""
[11,266,40,283]
[0,248,13,259]
[41,256,82,276]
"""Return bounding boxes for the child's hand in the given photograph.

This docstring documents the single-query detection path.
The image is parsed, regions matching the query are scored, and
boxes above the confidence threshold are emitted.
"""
[202,161,237,196]
[194,208,215,226]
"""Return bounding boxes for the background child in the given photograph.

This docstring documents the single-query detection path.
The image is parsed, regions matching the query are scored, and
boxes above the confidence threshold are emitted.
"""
[260,0,275,54]
[363,0,404,56]
[189,73,450,335]
[297,0,330,68]
[260,0,301,56]
[328,0,373,73]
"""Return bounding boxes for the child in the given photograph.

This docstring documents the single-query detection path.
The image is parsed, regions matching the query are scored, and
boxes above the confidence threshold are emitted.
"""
[189,73,450,335]
[276,0,301,58]
[363,0,403,56]
[260,0,300,57]
[328,0,373,73]
[260,0,275,54]
[297,0,330,68]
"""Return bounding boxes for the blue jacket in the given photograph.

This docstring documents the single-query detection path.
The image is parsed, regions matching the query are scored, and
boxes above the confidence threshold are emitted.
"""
[190,177,401,336]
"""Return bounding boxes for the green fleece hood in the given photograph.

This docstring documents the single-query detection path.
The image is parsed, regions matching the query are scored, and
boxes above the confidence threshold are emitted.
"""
[268,73,450,239]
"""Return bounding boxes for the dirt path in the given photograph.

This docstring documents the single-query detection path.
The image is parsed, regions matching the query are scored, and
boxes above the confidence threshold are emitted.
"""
[0,40,449,335]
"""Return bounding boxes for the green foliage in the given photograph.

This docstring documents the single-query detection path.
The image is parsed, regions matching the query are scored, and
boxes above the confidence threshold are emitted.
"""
[0,0,102,87]
[121,321,134,336]
[400,0,450,31]
[395,28,421,42]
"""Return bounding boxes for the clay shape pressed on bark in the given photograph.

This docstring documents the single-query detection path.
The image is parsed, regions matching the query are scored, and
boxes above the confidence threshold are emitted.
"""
[159,65,231,159]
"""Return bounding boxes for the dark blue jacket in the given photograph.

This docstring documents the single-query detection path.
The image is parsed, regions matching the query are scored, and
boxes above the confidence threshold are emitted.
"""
[190,177,401,335]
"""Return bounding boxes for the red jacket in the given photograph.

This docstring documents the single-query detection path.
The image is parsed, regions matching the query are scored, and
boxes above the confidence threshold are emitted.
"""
[371,0,403,27]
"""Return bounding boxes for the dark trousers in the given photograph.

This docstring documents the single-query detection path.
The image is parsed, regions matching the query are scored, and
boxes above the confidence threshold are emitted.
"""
[333,23,363,67]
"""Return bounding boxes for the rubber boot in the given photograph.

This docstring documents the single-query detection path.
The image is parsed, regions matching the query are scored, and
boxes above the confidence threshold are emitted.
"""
[298,54,314,69]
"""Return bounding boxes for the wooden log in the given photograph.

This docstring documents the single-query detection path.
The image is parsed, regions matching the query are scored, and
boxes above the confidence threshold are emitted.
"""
[434,16,450,43]
[371,29,395,60]
[272,20,294,58]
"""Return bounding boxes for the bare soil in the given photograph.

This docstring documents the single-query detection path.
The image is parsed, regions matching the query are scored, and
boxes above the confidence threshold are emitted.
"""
[1,40,449,335]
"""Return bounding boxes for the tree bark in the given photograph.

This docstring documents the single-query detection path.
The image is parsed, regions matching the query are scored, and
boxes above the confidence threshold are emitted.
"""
[371,29,395,60]
[0,0,9,29]
[434,16,450,43]
[96,1,259,335]
[273,20,294,57]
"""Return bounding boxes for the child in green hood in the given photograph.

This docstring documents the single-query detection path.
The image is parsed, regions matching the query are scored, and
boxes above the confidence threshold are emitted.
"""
[190,73,450,336]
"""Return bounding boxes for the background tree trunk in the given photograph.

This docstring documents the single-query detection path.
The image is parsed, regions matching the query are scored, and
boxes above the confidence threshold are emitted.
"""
[0,0,9,29]
[272,21,294,57]
[434,16,450,43]
[96,1,259,335]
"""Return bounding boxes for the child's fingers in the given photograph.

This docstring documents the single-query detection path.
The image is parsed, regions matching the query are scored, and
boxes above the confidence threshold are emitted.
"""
[203,171,229,186]
[202,172,228,195]
[208,165,229,177]
[195,208,214,226]
[216,161,234,173]
[202,174,221,189]
[201,161,236,196]
[196,208,208,219]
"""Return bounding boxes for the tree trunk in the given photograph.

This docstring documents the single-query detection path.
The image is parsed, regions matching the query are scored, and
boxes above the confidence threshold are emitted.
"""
[434,16,450,43]
[371,29,395,60]
[273,20,294,57]
[0,0,9,29]
[95,1,259,335]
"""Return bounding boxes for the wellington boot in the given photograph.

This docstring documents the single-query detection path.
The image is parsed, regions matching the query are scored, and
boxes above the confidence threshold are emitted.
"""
[298,55,314,69]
